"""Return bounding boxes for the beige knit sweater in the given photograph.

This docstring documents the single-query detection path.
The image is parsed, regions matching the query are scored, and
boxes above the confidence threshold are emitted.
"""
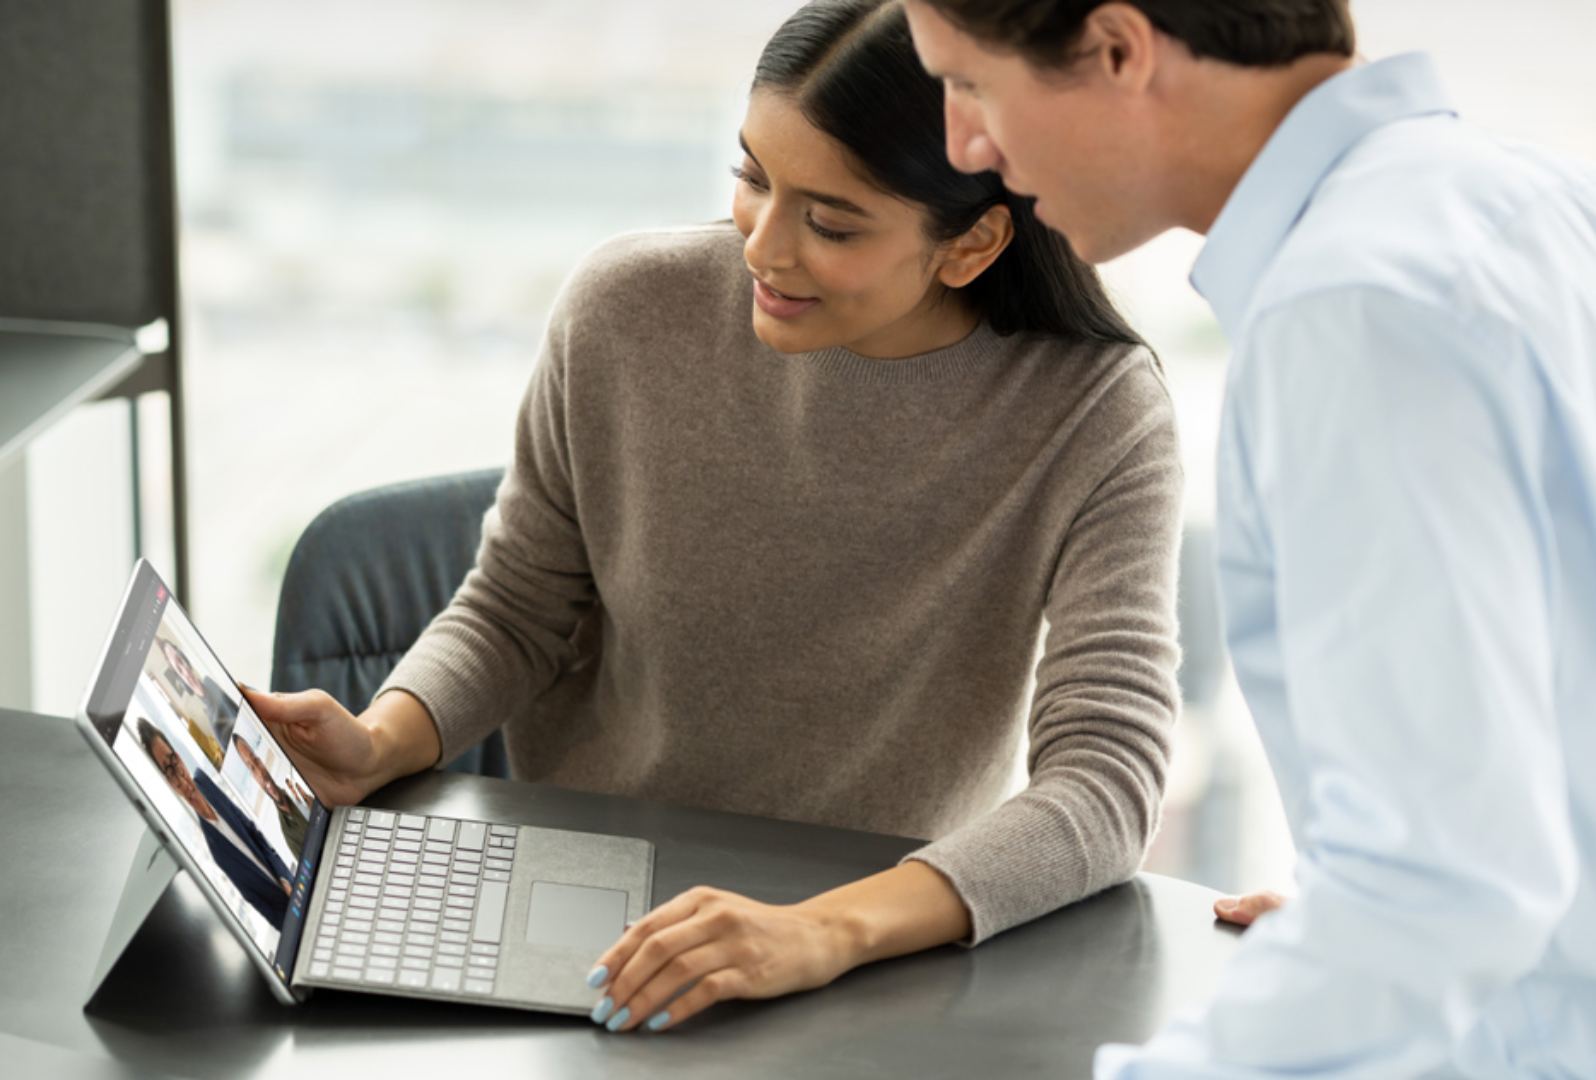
[384,224,1183,943]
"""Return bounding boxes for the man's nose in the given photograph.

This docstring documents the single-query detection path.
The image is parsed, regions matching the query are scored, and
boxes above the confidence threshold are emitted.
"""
[945,96,1001,175]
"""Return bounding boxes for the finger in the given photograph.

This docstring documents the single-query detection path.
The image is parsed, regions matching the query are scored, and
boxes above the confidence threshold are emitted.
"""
[634,965,747,1033]
[589,888,716,988]
[1214,890,1287,927]
[601,915,723,1023]
[604,939,730,1032]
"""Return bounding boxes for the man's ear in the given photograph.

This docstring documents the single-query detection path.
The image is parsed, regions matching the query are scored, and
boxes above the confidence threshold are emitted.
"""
[938,203,1014,289]
[1076,1,1159,92]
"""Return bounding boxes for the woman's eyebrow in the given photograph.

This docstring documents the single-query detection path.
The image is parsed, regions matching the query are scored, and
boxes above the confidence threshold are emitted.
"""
[738,132,874,219]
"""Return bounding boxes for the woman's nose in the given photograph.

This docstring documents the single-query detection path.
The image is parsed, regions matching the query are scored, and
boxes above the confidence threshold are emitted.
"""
[742,200,798,272]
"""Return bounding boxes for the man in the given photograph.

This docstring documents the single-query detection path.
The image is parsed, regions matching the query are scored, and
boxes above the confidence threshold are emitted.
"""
[234,735,309,863]
[904,1,1595,1077]
[137,718,294,927]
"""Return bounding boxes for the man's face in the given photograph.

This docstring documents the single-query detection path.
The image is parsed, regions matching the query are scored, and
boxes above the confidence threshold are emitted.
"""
[904,0,1162,264]
[151,735,202,809]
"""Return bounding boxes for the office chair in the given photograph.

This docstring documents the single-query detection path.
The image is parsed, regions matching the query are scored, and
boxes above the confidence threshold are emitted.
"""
[270,468,510,777]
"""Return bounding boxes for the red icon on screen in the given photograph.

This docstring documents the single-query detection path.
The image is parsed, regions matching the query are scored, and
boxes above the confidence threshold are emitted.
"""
[157,586,167,602]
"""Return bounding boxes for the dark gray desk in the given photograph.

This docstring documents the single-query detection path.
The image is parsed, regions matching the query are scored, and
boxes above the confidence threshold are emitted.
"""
[0,322,143,465]
[0,708,1240,1079]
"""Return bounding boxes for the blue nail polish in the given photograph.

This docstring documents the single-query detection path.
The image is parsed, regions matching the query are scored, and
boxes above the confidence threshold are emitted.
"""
[646,1011,671,1032]
[606,1006,631,1032]
[590,996,614,1025]
[586,964,609,989]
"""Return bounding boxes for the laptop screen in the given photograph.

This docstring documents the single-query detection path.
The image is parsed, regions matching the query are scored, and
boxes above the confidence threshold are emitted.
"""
[83,561,329,987]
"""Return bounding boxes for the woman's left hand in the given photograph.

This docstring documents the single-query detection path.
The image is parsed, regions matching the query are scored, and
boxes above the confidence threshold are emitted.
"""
[585,885,861,1033]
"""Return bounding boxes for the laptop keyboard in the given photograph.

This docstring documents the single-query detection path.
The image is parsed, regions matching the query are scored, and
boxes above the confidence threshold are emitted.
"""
[304,808,518,996]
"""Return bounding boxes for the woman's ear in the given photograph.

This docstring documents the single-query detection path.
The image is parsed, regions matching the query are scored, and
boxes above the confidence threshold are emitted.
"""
[937,204,1015,289]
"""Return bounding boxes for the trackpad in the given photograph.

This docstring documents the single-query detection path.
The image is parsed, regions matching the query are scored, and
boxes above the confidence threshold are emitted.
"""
[524,881,628,952]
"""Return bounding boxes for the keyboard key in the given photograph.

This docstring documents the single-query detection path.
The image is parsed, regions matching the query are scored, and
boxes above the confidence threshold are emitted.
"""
[366,954,399,970]
[424,839,451,855]
[442,917,471,933]
[377,919,405,934]
[335,855,355,868]
[348,808,368,822]
[403,945,432,959]
[414,898,442,912]
[332,965,363,982]
[401,956,430,971]
[472,881,509,944]
[310,962,331,978]
[440,931,469,945]
[438,943,468,957]
[411,908,441,924]
[490,836,515,849]
[457,822,486,851]
[349,896,378,910]
[449,883,478,897]
[398,814,425,831]
[354,873,382,888]
[484,870,511,884]
[463,978,495,995]
[431,968,462,993]
[313,947,333,963]
[470,942,500,957]
[374,932,404,946]
[427,818,457,844]
[422,852,450,867]
[371,943,401,958]
[489,825,516,838]
[363,966,397,985]
[434,953,464,969]
[393,840,422,854]
[417,887,444,901]
[419,874,447,889]
[368,811,395,829]
[340,932,371,947]
[399,970,429,989]
[453,849,482,865]
[446,896,473,911]
[485,858,512,874]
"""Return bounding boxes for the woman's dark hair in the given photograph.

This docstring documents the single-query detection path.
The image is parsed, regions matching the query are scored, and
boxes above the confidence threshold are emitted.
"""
[923,0,1355,71]
[752,0,1140,346]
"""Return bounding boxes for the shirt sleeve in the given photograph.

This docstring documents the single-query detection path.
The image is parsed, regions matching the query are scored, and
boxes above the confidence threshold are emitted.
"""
[1096,290,1579,1078]
[380,284,598,764]
[909,353,1184,943]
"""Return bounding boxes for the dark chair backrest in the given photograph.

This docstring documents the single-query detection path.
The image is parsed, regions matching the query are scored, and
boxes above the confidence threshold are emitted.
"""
[271,468,508,777]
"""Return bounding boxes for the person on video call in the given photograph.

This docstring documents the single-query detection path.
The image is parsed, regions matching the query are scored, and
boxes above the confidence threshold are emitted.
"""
[904,0,1596,1076]
[246,0,1189,1037]
[159,637,241,752]
[234,736,309,863]
[138,718,294,927]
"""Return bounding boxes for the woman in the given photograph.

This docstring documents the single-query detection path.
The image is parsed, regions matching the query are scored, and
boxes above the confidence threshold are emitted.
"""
[249,0,1182,1034]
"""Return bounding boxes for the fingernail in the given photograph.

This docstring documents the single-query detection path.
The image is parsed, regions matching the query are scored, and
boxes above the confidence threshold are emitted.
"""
[605,1006,631,1033]
[586,964,608,989]
[646,1011,671,1032]
[590,996,614,1025]
[1215,898,1238,912]
[238,682,257,694]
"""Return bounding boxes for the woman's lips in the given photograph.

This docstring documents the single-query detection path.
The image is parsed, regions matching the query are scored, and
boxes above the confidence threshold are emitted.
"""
[753,278,820,319]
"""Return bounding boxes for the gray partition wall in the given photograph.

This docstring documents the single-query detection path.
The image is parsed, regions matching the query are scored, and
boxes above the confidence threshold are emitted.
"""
[0,0,190,600]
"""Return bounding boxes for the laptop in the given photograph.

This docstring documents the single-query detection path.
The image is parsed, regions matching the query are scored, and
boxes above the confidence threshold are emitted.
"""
[76,559,654,1013]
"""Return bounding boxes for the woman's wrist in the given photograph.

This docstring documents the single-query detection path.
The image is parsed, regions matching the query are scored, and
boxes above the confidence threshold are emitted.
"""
[361,689,443,790]
[796,861,972,975]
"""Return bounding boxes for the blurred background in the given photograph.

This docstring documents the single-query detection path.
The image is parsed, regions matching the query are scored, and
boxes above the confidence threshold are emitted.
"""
[16,0,1596,895]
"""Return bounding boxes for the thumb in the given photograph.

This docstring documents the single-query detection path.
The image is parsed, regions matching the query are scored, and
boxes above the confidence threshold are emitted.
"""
[241,684,331,727]
[1214,890,1288,927]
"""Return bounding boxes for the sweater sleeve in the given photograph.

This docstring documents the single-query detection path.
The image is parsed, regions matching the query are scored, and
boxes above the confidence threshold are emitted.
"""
[380,283,597,764]
[907,353,1183,944]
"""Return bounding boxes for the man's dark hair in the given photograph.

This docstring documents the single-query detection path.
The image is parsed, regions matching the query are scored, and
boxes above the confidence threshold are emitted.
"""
[753,0,1141,345]
[136,716,171,762]
[923,0,1355,69]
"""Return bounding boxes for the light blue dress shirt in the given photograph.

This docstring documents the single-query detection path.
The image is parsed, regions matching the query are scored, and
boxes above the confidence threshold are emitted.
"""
[1097,53,1596,1079]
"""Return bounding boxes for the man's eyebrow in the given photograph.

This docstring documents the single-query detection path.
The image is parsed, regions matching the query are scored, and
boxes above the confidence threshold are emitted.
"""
[737,132,874,218]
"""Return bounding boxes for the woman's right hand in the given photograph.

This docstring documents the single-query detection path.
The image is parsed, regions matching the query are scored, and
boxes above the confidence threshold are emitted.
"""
[242,687,415,807]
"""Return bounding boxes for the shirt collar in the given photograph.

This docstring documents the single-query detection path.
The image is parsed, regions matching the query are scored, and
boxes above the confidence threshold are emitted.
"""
[1190,52,1456,339]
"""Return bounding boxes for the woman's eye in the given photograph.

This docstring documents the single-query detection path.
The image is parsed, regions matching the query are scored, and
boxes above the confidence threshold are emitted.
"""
[806,215,853,243]
[729,164,768,192]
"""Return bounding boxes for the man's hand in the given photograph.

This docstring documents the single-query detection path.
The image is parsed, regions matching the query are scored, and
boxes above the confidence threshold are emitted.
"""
[1214,889,1289,927]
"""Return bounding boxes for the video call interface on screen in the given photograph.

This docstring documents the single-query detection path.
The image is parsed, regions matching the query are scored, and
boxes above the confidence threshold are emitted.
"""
[105,588,322,962]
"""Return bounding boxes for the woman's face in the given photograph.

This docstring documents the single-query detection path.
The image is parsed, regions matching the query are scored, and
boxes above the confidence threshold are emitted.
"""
[732,89,976,359]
